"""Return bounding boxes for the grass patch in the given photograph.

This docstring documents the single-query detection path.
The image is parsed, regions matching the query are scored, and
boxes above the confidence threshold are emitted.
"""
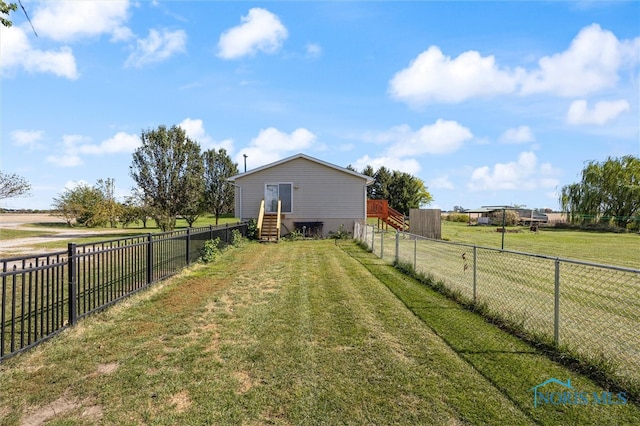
[0,241,638,425]
[0,228,53,240]
[441,221,639,268]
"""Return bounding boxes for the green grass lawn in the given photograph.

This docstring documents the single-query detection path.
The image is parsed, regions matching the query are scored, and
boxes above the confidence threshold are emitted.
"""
[441,221,639,268]
[1,240,637,425]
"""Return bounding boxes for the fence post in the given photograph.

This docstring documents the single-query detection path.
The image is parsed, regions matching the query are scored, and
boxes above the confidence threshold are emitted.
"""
[186,228,191,265]
[209,224,213,241]
[67,243,77,326]
[473,246,477,304]
[554,259,560,346]
[146,233,153,285]
[371,226,375,251]
[413,238,417,271]
[380,230,384,259]
[225,223,229,244]
[395,232,399,264]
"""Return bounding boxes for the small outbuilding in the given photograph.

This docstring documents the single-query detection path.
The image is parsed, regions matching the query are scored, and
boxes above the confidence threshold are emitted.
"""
[227,153,374,241]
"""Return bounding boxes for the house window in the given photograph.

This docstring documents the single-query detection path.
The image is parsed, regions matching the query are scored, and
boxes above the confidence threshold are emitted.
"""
[265,183,292,213]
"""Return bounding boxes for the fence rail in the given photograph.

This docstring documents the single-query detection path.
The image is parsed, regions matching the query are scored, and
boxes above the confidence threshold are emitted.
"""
[1,223,247,361]
[354,222,640,391]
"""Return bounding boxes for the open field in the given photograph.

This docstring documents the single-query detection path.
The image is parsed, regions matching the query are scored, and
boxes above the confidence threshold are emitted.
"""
[0,241,638,425]
[440,221,639,269]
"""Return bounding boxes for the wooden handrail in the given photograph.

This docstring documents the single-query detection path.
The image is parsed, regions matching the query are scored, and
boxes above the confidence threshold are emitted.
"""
[367,199,408,231]
[257,199,265,240]
[276,200,282,242]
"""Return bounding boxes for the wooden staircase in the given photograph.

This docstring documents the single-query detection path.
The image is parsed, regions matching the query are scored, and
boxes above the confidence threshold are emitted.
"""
[257,199,281,242]
[367,199,409,231]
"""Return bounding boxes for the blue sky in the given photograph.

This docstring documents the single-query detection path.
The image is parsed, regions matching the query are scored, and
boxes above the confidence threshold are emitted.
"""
[1,0,639,212]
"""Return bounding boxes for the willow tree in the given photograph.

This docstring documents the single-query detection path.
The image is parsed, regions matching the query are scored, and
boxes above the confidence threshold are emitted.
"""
[130,125,204,231]
[560,155,640,228]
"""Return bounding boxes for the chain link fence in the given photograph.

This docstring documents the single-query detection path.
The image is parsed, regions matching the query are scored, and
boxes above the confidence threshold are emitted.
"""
[355,222,640,392]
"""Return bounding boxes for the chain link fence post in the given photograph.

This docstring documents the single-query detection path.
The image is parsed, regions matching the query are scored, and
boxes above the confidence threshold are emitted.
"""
[414,238,417,271]
[395,232,399,264]
[554,258,560,347]
[473,245,477,304]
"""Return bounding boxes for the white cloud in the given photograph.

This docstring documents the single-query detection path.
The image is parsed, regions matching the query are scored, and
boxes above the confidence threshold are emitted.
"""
[45,131,140,167]
[429,175,455,190]
[235,127,316,169]
[468,152,559,191]
[218,8,288,59]
[351,155,422,175]
[79,132,140,154]
[520,24,639,97]
[306,43,322,59]
[125,29,187,68]
[499,126,535,144]
[389,24,639,105]
[32,0,131,42]
[566,99,630,125]
[0,26,78,79]
[178,118,234,152]
[364,120,473,156]
[10,130,45,150]
[46,135,88,167]
[388,46,520,104]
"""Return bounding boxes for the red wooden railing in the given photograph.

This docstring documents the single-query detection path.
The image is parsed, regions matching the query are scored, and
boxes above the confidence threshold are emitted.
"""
[367,199,408,231]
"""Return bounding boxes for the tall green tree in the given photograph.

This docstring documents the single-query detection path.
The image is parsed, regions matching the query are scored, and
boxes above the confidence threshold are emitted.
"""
[386,170,433,215]
[372,166,392,200]
[203,148,238,225]
[130,125,204,231]
[0,171,31,199]
[361,165,376,199]
[560,155,640,228]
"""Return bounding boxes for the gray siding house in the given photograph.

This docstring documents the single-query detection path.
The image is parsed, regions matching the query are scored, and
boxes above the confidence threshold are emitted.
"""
[227,153,373,238]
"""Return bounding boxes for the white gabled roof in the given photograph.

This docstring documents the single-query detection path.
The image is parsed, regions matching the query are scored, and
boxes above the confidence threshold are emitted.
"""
[227,153,374,184]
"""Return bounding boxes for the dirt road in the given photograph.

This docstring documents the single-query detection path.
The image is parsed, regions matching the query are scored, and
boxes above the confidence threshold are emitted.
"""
[0,213,120,257]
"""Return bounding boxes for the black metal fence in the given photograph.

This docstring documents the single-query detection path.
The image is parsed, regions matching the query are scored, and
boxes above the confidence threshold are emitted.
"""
[1,223,247,361]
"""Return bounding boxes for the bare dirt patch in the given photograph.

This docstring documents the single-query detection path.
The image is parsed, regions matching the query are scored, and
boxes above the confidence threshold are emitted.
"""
[169,390,192,413]
[21,394,103,426]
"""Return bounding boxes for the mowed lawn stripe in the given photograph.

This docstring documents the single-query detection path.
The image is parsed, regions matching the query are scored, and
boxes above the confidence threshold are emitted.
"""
[340,242,640,425]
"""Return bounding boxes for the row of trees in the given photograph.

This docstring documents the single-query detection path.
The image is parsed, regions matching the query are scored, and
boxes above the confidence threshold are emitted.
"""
[560,155,639,229]
[348,165,433,215]
[52,125,238,231]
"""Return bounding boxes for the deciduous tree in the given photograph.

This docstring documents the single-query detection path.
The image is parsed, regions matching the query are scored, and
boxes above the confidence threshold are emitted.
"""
[130,125,204,231]
[0,1,17,28]
[0,171,31,199]
[52,183,106,227]
[560,155,640,228]
[203,148,238,225]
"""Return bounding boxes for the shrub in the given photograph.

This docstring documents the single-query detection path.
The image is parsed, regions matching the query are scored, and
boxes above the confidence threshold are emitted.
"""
[246,219,259,240]
[328,224,351,240]
[231,229,245,247]
[200,238,222,263]
[445,213,469,223]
